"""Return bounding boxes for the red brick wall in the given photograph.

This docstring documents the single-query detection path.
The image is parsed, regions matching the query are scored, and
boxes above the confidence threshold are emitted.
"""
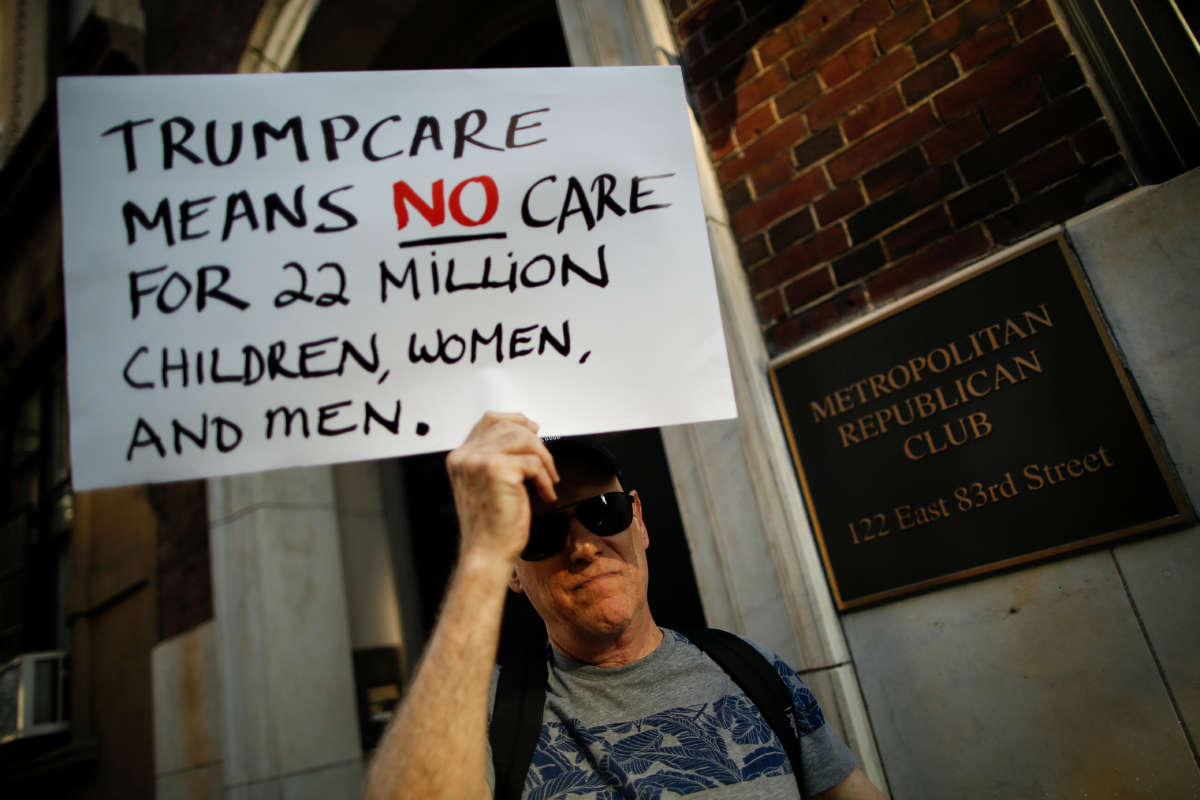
[669,0,1135,354]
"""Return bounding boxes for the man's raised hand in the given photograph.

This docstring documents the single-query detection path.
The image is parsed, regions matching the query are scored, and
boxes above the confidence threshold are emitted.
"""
[366,412,555,800]
[445,411,560,565]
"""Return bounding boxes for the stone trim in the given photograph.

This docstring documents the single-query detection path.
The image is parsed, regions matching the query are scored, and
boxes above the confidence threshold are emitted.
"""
[237,0,320,74]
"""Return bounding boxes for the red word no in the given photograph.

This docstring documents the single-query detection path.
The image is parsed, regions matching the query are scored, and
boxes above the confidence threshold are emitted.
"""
[392,175,499,229]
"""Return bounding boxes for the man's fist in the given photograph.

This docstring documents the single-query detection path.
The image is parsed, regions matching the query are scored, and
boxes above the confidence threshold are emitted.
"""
[445,412,560,564]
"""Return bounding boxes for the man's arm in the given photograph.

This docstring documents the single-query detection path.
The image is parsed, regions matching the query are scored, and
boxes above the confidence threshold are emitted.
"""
[364,412,558,800]
[814,766,888,800]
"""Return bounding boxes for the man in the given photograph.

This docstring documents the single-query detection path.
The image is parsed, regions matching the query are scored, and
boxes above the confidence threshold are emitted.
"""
[366,412,886,799]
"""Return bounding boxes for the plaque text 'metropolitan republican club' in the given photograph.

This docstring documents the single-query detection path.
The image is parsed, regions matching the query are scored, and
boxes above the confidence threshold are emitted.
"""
[770,235,1189,609]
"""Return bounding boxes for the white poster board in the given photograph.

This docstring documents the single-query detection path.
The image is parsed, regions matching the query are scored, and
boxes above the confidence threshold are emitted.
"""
[57,67,735,491]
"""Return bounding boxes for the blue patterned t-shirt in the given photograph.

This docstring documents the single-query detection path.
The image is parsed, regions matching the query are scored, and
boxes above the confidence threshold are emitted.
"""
[488,628,857,799]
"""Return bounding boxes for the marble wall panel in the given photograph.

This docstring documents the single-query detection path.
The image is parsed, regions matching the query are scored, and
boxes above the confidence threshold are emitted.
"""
[844,552,1200,798]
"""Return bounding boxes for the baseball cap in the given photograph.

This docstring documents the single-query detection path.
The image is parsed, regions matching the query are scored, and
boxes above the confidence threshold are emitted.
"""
[542,435,624,485]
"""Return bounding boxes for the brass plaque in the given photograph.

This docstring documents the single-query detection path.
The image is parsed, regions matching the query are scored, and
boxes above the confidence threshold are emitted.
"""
[770,236,1190,610]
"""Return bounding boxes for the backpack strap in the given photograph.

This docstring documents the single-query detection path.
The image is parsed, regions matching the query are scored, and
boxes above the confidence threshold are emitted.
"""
[684,628,808,800]
[489,641,548,800]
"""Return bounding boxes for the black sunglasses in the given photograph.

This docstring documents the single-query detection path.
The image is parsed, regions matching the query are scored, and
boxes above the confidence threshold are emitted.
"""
[522,491,635,561]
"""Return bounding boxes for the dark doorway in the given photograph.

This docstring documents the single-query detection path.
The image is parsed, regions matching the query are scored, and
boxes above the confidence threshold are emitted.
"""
[298,0,570,72]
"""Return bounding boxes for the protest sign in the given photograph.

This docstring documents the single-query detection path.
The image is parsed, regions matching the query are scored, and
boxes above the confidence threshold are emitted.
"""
[57,67,735,491]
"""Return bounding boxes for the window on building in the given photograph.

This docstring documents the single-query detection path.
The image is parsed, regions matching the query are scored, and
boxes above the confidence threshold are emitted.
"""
[1,358,72,665]
[1058,0,1200,182]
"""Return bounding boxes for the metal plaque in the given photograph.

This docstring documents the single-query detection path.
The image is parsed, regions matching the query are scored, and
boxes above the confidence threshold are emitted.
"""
[770,235,1190,610]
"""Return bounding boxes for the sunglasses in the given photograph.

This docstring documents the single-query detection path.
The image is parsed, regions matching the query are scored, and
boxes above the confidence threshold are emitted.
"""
[522,491,635,561]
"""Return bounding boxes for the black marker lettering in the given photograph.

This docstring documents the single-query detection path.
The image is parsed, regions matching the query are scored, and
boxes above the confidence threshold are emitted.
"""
[380,257,420,301]
[471,323,504,364]
[179,196,215,241]
[210,347,246,384]
[314,185,358,233]
[215,417,243,452]
[299,336,339,378]
[521,175,556,227]
[157,272,193,314]
[161,348,188,387]
[506,107,549,148]
[124,346,152,388]
[102,118,153,172]
[123,199,175,246]
[363,400,402,435]
[205,121,243,166]
[409,116,443,156]
[162,117,204,169]
[264,186,307,232]
[320,115,359,161]
[630,173,674,213]
[446,258,481,292]
[172,415,207,454]
[509,324,537,358]
[441,331,466,363]
[557,176,596,233]
[480,255,517,292]
[561,244,609,287]
[196,265,250,312]
[265,406,310,439]
[253,117,308,161]
[130,266,169,319]
[240,346,265,385]
[591,174,625,221]
[363,115,404,161]
[318,400,356,436]
[340,334,380,375]
[521,254,555,287]
[453,109,502,158]
[267,341,299,379]
[222,191,260,240]
[127,417,166,460]
[539,320,570,356]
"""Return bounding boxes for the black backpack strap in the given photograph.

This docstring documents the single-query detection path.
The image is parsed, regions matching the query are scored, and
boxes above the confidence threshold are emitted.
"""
[489,643,548,800]
[684,628,808,800]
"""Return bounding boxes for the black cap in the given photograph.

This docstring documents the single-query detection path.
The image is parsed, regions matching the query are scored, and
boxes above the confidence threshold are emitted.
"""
[543,435,623,484]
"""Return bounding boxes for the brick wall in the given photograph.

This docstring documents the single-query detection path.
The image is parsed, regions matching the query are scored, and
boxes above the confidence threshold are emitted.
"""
[668,0,1136,354]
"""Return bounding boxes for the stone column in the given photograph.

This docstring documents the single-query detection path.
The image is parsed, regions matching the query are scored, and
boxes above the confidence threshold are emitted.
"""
[208,468,363,799]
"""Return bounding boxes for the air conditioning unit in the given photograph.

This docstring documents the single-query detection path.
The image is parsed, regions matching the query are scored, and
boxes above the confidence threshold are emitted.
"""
[0,650,68,744]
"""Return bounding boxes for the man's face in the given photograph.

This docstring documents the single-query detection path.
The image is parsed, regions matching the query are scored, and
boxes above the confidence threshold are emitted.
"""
[510,463,651,644]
